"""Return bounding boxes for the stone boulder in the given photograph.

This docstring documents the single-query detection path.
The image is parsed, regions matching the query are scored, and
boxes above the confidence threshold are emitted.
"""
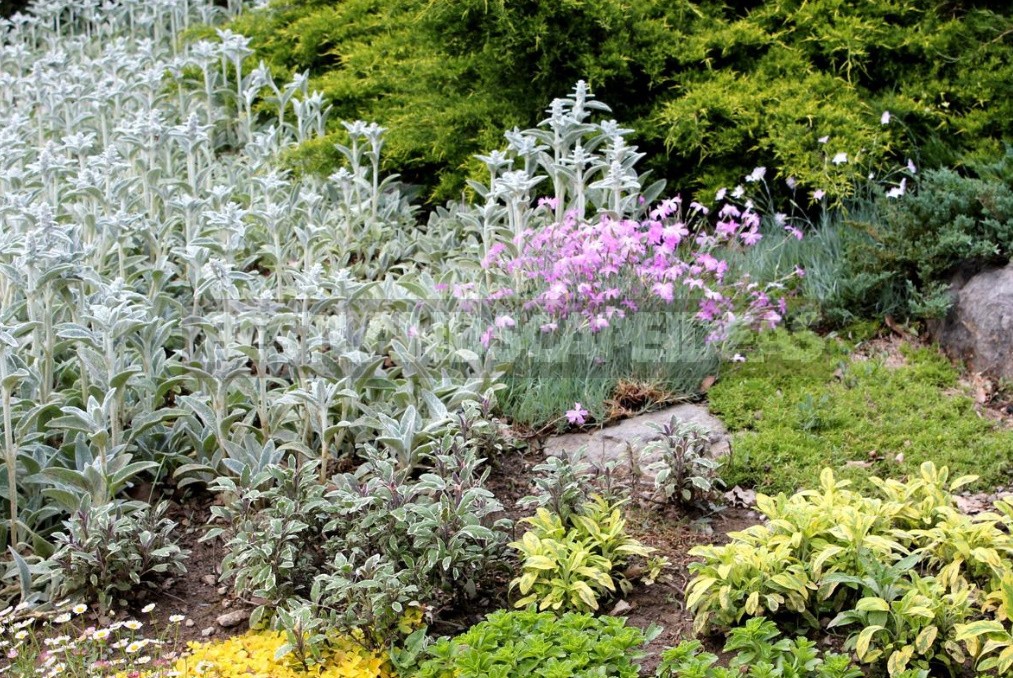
[542,403,729,479]
[932,263,1013,380]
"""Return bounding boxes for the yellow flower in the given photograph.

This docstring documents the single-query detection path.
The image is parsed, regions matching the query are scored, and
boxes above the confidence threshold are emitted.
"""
[128,630,389,678]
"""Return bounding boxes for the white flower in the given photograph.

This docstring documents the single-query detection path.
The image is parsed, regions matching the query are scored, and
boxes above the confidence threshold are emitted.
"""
[124,620,143,631]
[907,158,917,174]
[168,615,186,624]
[731,185,745,199]
[141,603,155,614]
[745,166,766,183]
[71,604,87,615]
[53,613,71,624]
[818,135,829,144]
[832,152,848,165]
[887,178,907,198]
[881,110,891,125]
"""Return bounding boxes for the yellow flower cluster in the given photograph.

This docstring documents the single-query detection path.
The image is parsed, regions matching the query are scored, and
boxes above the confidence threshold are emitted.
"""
[146,630,389,678]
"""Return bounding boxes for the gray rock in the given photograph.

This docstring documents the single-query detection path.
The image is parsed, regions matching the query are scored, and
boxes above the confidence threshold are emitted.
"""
[542,403,729,480]
[932,263,1013,380]
[216,609,250,628]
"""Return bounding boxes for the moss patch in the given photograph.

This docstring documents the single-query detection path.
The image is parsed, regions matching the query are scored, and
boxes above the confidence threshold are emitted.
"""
[709,330,1013,495]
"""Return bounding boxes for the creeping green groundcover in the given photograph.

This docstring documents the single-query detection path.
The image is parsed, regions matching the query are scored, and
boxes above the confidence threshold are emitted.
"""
[709,330,1013,495]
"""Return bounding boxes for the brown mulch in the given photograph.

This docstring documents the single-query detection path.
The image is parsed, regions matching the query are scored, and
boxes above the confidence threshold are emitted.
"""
[111,491,239,648]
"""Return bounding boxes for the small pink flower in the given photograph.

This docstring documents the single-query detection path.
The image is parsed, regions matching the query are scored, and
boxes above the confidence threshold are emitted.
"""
[589,314,609,332]
[812,189,825,201]
[494,315,515,329]
[480,326,495,348]
[785,226,804,240]
[732,353,747,362]
[741,229,762,246]
[566,403,589,425]
[481,243,506,269]
[652,281,675,303]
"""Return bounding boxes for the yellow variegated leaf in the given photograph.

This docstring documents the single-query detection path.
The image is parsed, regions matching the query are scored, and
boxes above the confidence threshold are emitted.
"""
[685,577,717,610]
[887,646,913,676]
[514,593,538,608]
[521,531,542,552]
[856,596,890,612]
[997,645,1013,675]
[516,571,538,593]
[950,474,979,491]
[915,625,938,654]
[576,566,615,591]
[856,625,883,660]
[943,639,965,664]
[954,620,1006,641]
[524,555,556,570]
[745,591,760,615]
[811,545,845,575]
[571,580,599,610]
[692,610,711,635]
[905,606,934,619]
[972,547,1002,569]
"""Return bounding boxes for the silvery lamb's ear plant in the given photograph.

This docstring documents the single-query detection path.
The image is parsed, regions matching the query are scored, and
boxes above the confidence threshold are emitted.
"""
[0,328,27,548]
